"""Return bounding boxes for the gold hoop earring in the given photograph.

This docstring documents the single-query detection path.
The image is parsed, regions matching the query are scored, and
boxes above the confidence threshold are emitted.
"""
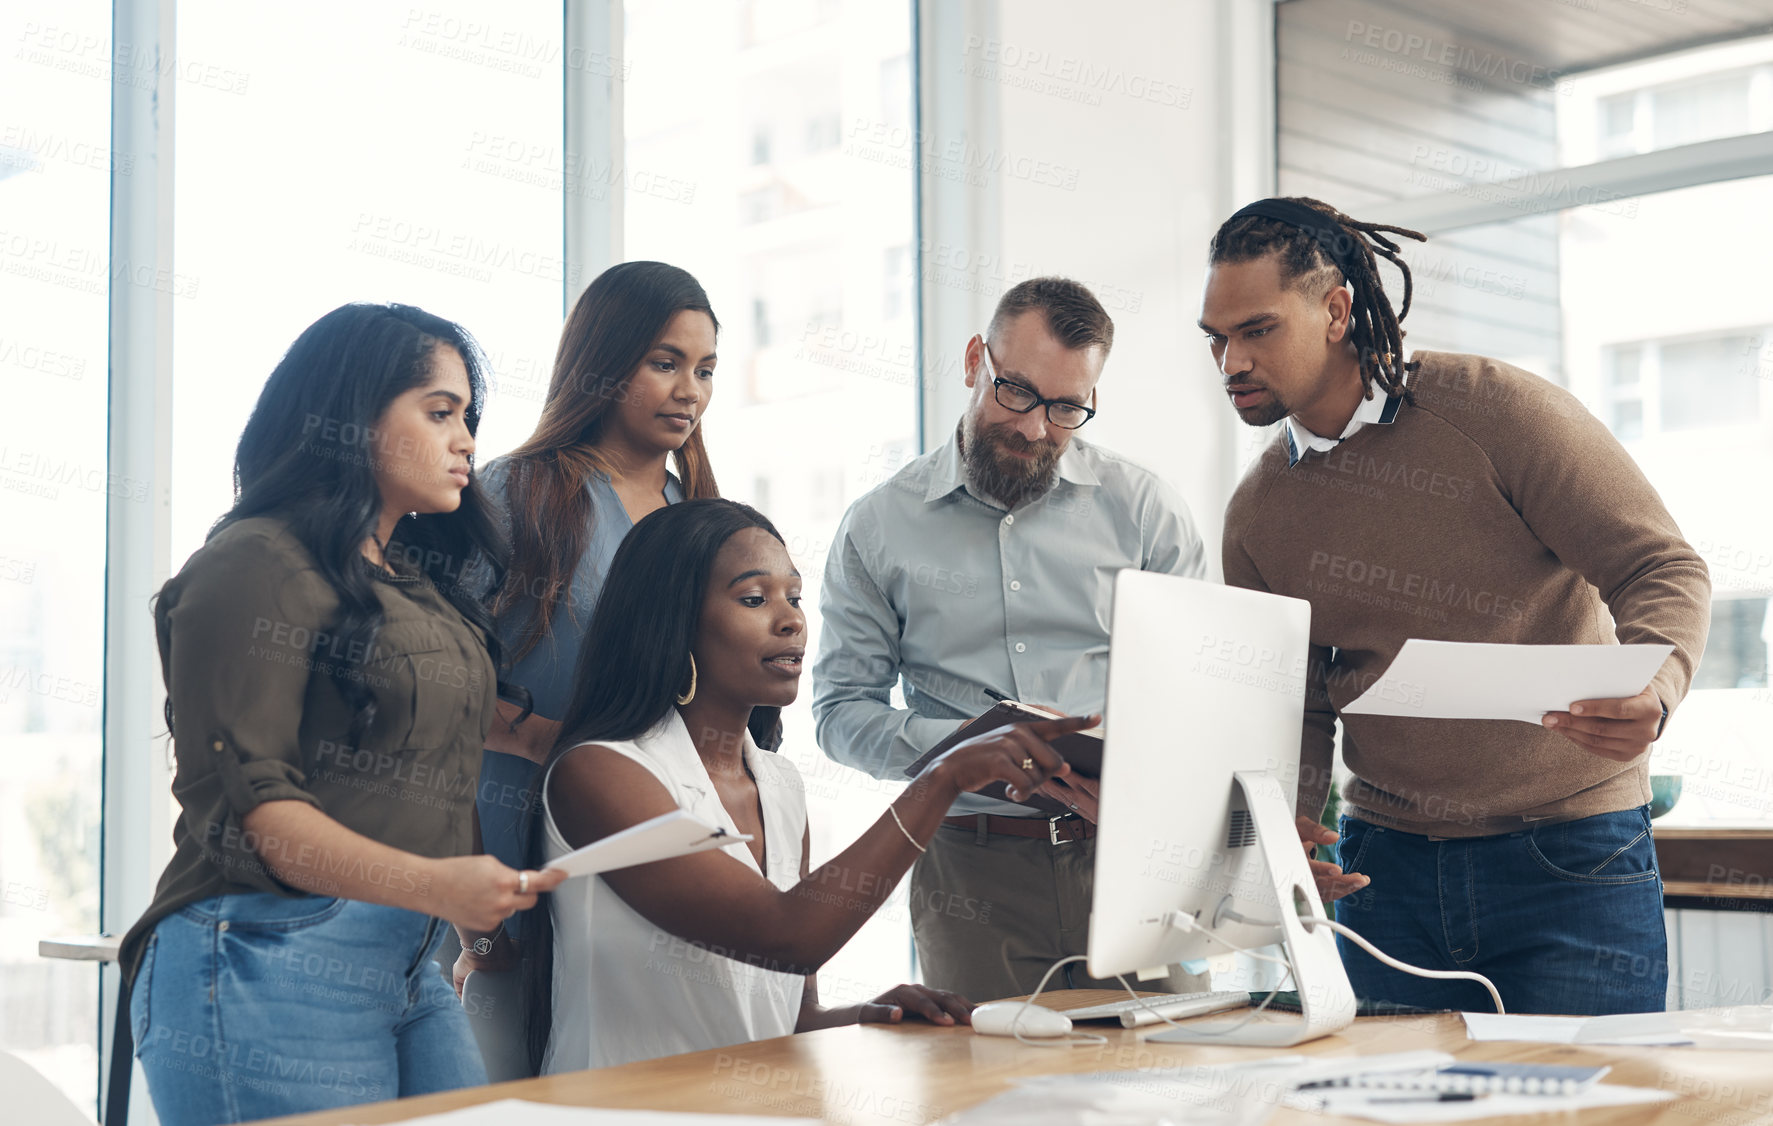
[676,654,697,706]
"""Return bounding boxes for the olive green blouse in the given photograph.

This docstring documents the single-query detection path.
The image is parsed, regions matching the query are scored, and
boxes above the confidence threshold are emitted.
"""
[119,516,498,982]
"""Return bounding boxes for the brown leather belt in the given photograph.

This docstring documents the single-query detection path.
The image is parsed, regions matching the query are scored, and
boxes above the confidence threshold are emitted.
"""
[943,812,1096,844]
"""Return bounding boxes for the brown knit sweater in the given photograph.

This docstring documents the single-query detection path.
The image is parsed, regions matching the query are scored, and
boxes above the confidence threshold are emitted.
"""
[1223,350,1711,837]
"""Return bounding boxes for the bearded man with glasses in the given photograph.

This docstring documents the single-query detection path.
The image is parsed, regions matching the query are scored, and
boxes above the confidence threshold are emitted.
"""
[812,277,1207,1003]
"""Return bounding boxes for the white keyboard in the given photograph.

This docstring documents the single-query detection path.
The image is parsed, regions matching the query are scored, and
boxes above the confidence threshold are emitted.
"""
[1061,990,1251,1028]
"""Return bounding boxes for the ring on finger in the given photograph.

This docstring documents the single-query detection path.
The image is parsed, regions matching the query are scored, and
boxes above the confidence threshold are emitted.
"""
[518,870,530,895]
[1020,756,1034,771]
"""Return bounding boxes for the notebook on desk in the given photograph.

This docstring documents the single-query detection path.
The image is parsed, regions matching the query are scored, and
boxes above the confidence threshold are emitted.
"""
[1304,1061,1612,1096]
[902,699,1102,813]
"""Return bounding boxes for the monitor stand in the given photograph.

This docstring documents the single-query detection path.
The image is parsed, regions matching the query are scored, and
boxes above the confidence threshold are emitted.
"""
[1144,770,1357,1047]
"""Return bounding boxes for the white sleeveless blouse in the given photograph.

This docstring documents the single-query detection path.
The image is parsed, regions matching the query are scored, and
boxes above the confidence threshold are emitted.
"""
[540,712,808,1071]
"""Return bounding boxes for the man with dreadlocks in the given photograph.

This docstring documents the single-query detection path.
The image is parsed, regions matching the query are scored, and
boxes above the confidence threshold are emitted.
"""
[1202,197,1710,1016]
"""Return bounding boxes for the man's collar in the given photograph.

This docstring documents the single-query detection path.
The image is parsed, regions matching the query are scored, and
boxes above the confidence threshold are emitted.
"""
[1283,387,1403,468]
[924,427,969,502]
[1055,439,1100,486]
[924,425,1100,503]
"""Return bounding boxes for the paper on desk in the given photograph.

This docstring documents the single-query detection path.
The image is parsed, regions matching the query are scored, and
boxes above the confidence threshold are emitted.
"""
[1012,1052,1453,1097]
[1667,1004,1773,1049]
[342,1099,816,1125]
[1340,640,1673,724]
[940,1075,1275,1126]
[1287,1082,1674,1123]
[1462,1011,1693,1045]
[543,810,752,880]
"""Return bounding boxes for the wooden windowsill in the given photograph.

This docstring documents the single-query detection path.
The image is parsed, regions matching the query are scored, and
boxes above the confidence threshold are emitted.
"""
[1662,879,1773,901]
[1654,826,1773,840]
[1656,826,1773,910]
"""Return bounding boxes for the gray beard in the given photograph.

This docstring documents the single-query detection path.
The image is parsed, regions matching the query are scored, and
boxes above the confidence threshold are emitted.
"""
[959,417,1062,511]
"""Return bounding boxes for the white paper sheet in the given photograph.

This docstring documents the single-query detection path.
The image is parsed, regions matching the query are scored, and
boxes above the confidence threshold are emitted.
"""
[1340,640,1673,724]
[1286,1082,1674,1123]
[343,1098,815,1125]
[1461,1011,1693,1045]
[942,1075,1276,1125]
[542,810,751,880]
[1575,1010,1697,1044]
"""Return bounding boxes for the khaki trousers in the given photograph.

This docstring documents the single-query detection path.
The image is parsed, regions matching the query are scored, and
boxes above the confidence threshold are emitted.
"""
[909,817,1209,1003]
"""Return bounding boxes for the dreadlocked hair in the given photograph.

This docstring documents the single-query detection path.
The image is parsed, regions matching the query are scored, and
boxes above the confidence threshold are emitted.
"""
[1209,197,1427,401]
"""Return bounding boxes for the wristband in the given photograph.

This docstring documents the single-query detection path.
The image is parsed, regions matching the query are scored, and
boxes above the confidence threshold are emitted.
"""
[469,925,503,956]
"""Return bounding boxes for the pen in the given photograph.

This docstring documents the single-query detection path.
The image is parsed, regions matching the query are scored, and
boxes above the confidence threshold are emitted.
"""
[1362,1093,1480,1103]
[984,689,1010,702]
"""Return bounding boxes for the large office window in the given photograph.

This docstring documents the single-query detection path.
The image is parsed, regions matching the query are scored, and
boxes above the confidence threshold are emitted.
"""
[12,1,929,1102]
[173,1,566,566]
[1280,4,1773,828]
[0,1,113,1111]
[624,0,920,997]
[1558,166,1773,824]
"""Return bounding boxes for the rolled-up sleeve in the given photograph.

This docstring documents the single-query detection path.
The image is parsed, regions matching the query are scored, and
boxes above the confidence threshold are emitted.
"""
[157,530,340,891]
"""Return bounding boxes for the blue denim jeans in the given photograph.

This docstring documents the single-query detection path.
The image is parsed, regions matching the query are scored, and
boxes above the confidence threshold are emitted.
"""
[131,892,486,1125]
[1333,806,1668,1015]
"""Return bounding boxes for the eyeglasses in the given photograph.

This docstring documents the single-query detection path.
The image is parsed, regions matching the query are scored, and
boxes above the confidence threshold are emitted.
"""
[977,341,1097,430]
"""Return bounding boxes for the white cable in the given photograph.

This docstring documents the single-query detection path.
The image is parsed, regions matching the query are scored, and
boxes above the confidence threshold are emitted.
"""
[1166,910,1294,969]
[1216,905,1507,1015]
[1012,905,1505,1051]
[1107,910,1296,1037]
[1302,915,1506,1015]
[1113,967,1293,1038]
[1014,954,1110,1048]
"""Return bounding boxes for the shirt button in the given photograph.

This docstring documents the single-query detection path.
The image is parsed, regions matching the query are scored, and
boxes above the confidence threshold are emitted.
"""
[1009,581,1021,591]
[1015,642,1027,653]
[212,739,224,752]
[1002,515,1014,526]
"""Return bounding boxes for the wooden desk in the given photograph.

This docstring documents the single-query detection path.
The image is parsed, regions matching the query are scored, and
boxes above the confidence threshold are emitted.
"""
[259,991,1771,1125]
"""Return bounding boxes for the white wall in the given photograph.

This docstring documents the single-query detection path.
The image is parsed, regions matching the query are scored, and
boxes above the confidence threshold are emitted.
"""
[920,0,1275,576]
[1668,907,1773,1010]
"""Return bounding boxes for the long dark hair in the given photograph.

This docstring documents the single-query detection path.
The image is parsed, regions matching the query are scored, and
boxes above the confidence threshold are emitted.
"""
[494,262,723,661]
[520,498,786,1074]
[164,301,522,745]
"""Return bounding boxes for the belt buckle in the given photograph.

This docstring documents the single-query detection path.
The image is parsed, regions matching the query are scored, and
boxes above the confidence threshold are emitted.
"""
[1049,814,1077,845]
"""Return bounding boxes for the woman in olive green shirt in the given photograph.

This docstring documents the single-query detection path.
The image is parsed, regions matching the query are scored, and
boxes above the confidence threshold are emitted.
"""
[115,303,563,1125]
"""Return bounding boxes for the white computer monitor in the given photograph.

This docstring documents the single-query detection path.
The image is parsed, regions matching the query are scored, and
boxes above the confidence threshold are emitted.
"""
[1086,570,1355,1046]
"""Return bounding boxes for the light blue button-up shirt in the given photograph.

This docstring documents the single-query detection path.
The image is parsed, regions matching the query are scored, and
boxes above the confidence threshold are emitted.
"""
[812,428,1205,816]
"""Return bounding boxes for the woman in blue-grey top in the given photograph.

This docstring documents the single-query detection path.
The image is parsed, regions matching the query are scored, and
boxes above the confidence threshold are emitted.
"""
[460,261,722,976]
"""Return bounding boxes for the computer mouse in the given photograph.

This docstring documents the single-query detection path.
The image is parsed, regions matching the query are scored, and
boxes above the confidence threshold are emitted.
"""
[970,1001,1074,1038]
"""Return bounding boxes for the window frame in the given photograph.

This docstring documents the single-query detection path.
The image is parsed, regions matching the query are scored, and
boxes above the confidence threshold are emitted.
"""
[1601,328,1771,441]
[96,4,629,1119]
